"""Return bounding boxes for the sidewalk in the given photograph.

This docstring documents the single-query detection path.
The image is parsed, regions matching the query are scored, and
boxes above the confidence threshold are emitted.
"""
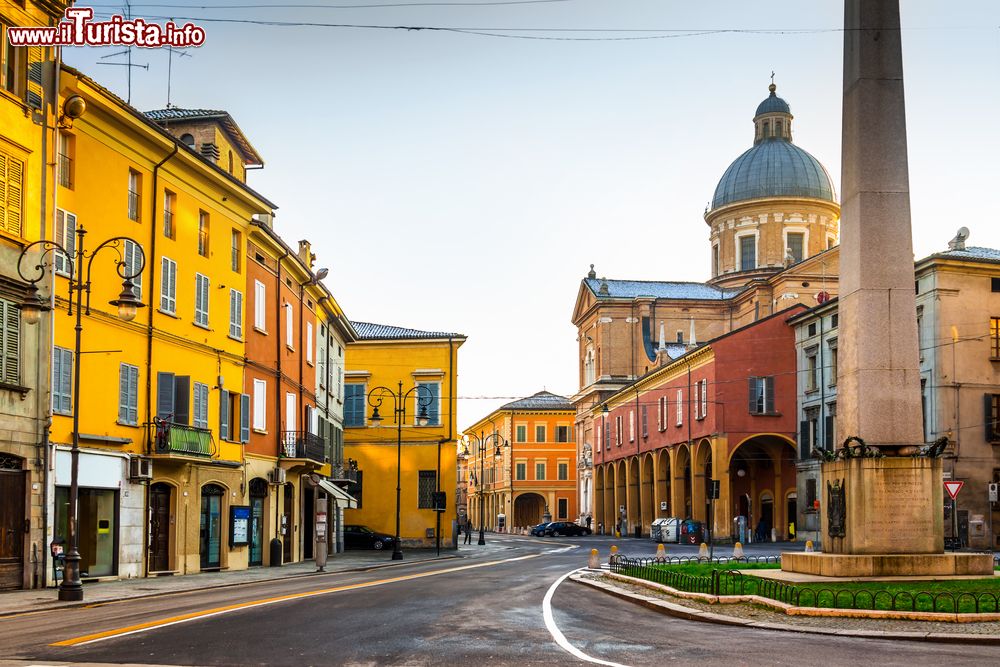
[0,548,465,617]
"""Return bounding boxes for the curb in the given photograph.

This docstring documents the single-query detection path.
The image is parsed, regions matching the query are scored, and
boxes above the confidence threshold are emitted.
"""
[0,554,461,619]
[569,573,1000,645]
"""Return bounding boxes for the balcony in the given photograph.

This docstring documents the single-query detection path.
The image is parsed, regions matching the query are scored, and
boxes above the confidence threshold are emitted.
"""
[281,431,327,465]
[154,422,214,457]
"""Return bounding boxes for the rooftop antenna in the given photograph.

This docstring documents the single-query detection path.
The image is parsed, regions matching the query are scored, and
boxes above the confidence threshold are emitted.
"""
[95,2,147,104]
[165,46,192,108]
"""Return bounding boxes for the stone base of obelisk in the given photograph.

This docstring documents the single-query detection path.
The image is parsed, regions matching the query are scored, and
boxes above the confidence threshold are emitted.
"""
[782,457,993,577]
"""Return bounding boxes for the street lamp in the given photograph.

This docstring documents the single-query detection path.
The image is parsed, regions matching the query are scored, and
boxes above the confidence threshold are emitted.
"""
[17,224,145,602]
[367,381,432,560]
[463,429,507,546]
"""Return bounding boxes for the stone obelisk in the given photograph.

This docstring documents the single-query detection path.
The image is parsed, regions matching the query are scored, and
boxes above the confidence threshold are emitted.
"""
[782,0,991,575]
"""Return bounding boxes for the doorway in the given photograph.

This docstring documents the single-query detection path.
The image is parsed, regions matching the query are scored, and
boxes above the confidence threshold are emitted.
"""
[0,455,25,590]
[249,478,267,566]
[55,486,118,577]
[200,484,224,569]
[149,483,172,572]
[760,495,774,541]
[786,493,797,541]
[282,483,293,563]
[302,486,314,560]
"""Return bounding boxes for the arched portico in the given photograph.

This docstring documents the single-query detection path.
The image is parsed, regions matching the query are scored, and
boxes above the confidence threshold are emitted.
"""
[640,453,654,536]
[513,492,546,527]
[727,434,796,543]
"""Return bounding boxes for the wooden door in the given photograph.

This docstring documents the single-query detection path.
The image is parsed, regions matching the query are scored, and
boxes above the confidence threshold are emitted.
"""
[0,458,26,591]
[282,483,293,562]
[149,483,171,572]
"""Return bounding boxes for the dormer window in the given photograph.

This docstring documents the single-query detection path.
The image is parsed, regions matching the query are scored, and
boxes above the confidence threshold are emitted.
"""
[180,133,195,149]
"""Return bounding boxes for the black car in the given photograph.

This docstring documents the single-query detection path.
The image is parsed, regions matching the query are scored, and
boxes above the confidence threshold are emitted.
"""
[543,521,592,537]
[344,524,395,550]
[529,522,553,537]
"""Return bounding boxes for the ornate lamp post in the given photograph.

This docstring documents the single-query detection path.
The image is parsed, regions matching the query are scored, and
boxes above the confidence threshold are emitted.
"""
[17,223,146,602]
[367,381,432,560]
[463,429,508,546]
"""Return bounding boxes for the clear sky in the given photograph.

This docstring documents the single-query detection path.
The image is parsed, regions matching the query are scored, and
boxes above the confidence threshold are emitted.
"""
[66,0,1000,429]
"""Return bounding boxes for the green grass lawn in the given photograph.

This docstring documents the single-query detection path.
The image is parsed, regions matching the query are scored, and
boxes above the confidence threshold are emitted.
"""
[624,561,1000,613]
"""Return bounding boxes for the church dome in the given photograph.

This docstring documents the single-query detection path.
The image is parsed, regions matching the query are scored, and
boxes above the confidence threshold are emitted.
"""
[711,84,836,210]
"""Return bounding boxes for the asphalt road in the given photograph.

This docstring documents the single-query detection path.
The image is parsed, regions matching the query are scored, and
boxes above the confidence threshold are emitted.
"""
[1,535,998,666]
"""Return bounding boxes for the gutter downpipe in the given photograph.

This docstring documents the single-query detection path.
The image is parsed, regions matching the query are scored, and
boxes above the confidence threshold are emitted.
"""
[143,141,179,580]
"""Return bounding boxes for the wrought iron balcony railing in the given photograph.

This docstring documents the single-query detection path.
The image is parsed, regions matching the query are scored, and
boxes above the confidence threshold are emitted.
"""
[281,431,327,464]
[154,422,214,457]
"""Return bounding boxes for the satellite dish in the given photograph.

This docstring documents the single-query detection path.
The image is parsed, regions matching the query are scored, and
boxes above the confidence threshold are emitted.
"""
[956,227,969,241]
[948,227,970,251]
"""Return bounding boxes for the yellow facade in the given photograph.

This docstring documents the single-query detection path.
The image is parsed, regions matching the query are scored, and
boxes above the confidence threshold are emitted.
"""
[0,0,67,590]
[45,66,273,577]
[343,327,464,548]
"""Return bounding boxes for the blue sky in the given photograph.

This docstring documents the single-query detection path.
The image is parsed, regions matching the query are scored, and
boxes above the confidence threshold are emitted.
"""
[66,1,1000,428]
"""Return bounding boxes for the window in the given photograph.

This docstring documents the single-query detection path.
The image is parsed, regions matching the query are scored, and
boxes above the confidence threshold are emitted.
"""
[992,278,1000,293]
[828,342,838,386]
[693,382,701,419]
[604,422,610,449]
[749,376,776,415]
[805,347,818,391]
[118,363,139,425]
[57,133,74,189]
[831,314,838,328]
[156,373,191,424]
[180,133,195,148]
[344,384,366,427]
[285,302,293,349]
[787,232,804,263]
[657,396,666,432]
[417,471,437,509]
[160,257,177,313]
[193,382,209,429]
[807,322,817,337]
[239,393,251,442]
[992,318,1000,360]
[219,391,231,441]
[535,425,546,443]
[415,382,440,426]
[676,331,683,344]
[806,478,818,511]
[557,498,568,519]
[54,209,76,276]
[230,229,241,272]
[52,347,72,414]
[555,425,570,442]
[739,235,756,271]
[712,244,720,276]
[194,273,210,326]
[515,462,526,481]
[197,211,209,256]
[986,394,1000,442]
[695,379,708,419]
[628,410,635,442]
[596,424,602,453]
[0,151,24,237]
[615,415,622,445]
[558,462,568,481]
[535,462,546,481]
[254,280,266,330]
[641,405,648,437]
[229,289,243,339]
[252,378,267,431]
[676,389,683,426]
[800,407,819,459]
[1,33,27,97]
[1,299,20,385]
[515,425,526,442]
[163,191,175,239]
[306,322,313,364]
[701,380,708,418]
[123,240,142,299]
[127,169,141,222]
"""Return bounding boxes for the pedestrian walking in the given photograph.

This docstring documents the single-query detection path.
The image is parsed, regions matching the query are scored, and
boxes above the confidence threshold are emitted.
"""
[463,517,473,544]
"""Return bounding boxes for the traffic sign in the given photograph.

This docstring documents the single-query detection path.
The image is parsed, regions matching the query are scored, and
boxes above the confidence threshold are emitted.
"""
[989,483,998,503]
[944,480,964,500]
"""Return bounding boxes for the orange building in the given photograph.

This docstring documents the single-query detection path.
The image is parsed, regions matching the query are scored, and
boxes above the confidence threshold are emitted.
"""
[464,392,577,531]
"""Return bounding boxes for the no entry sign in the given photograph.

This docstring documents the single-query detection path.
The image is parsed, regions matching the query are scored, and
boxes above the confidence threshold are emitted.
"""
[944,480,964,500]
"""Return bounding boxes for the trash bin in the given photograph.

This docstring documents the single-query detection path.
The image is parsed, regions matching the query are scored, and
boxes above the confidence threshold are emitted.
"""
[650,518,666,542]
[660,518,681,544]
[681,520,703,545]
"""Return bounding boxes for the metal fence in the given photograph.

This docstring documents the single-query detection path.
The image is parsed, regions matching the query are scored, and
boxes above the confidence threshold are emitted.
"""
[610,556,1000,614]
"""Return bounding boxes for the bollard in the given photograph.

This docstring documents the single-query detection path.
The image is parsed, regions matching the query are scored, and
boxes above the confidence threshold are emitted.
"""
[589,548,600,569]
[805,539,814,553]
[732,541,744,559]
[655,543,666,563]
[609,544,618,565]
[698,542,709,561]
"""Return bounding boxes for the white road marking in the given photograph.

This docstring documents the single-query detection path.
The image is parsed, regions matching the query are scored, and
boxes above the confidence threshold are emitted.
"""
[542,568,631,667]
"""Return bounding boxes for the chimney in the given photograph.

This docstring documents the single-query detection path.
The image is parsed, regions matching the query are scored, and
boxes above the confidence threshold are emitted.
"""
[298,240,314,268]
[200,142,220,163]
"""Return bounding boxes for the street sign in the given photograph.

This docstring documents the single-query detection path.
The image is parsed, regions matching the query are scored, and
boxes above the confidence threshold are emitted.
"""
[989,483,998,503]
[944,480,964,500]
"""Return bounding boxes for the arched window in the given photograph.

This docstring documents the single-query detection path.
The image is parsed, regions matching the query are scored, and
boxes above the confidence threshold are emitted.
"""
[583,346,595,386]
[180,133,195,148]
[200,483,225,569]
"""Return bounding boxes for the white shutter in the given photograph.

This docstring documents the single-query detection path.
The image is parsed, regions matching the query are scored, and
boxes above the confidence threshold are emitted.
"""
[161,258,177,313]
[286,392,296,432]
[306,322,313,363]
[254,280,266,329]
[54,210,76,276]
[676,389,683,426]
[252,379,266,431]
[701,380,708,418]
[285,303,293,348]
[195,273,209,325]
[124,240,142,299]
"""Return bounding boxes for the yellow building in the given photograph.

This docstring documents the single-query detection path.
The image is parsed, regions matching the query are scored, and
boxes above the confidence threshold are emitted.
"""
[45,65,274,579]
[0,0,67,590]
[343,323,464,549]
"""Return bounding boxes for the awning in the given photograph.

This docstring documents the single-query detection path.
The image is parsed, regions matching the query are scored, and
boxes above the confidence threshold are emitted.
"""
[318,478,358,509]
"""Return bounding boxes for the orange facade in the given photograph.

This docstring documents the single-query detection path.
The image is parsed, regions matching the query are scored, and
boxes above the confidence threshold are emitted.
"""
[465,392,578,531]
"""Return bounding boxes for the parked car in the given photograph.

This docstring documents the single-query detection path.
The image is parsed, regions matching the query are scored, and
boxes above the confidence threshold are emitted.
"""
[543,521,592,537]
[344,524,395,550]
[530,522,553,537]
